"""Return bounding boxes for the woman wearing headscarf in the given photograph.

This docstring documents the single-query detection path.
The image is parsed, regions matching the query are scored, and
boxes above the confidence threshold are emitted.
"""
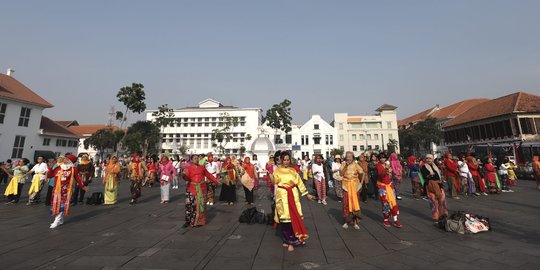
[183,154,218,227]
[145,157,157,187]
[421,154,448,225]
[443,153,460,199]
[467,156,488,196]
[128,153,148,205]
[272,151,315,251]
[73,154,94,205]
[241,156,256,205]
[46,155,86,228]
[4,158,30,204]
[331,155,344,200]
[339,151,364,230]
[408,156,423,200]
[205,153,220,206]
[158,155,177,204]
[376,153,402,228]
[103,156,121,205]
[389,153,403,200]
[219,157,237,205]
[483,157,501,194]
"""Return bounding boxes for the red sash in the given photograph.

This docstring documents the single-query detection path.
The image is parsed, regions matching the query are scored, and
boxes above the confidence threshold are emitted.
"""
[278,185,308,243]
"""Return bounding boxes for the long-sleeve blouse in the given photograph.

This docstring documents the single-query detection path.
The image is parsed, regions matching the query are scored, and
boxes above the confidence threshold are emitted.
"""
[183,164,218,195]
[158,162,177,185]
[273,167,308,223]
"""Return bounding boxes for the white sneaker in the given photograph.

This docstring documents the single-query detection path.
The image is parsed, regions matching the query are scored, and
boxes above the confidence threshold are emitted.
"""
[342,223,349,229]
[353,224,360,230]
[322,200,327,205]
[50,221,60,229]
[209,202,213,206]
[482,192,488,196]
[317,200,322,204]
[508,190,514,193]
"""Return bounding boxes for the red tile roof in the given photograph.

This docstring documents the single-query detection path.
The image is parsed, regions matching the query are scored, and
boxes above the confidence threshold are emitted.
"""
[0,74,53,108]
[398,99,489,127]
[40,116,80,138]
[69,125,119,136]
[56,120,79,127]
[443,92,540,128]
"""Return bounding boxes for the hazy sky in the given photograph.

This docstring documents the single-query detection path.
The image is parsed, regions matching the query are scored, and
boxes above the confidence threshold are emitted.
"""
[2,1,539,125]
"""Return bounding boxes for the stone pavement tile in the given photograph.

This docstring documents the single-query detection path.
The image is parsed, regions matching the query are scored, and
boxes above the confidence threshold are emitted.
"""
[364,252,434,270]
[121,256,198,269]
[66,255,134,267]
[490,250,540,267]
[435,259,509,270]
[202,256,254,270]
[80,247,136,256]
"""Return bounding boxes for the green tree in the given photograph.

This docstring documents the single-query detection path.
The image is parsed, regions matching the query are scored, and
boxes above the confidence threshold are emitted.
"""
[211,112,239,155]
[264,99,292,144]
[116,83,147,129]
[83,128,122,161]
[122,121,161,156]
[152,104,175,130]
[398,116,442,156]
[330,148,344,157]
[387,138,399,153]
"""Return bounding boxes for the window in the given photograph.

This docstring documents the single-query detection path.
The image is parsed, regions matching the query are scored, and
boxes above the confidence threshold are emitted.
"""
[301,135,305,145]
[305,136,309,145]
[314,124,320,130]
[375,145,380,150]
[374,134,379,140]
[387,121,392,129]
[12,135,25,158]
[359,134,365,140]
[43,138,51,146]
[353,145,357,151]
[339,135,344,141]
[367,134,372,140]
[367,145,372,150]
[313,137,321,145]
[360,145,365,151]
[330,135,333,145]
[352,134,357,141]
[0,102,6,124]
[18,107,31,127]
[325,135,329,145]
[339,123,344,130]
[285,134,292,144]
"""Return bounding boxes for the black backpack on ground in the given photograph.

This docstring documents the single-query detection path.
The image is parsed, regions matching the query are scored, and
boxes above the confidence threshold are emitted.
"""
[86,192,104,205]
[239,207,267,224]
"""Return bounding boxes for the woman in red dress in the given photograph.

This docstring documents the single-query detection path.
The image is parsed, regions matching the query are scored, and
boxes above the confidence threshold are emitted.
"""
[183,154,218,228]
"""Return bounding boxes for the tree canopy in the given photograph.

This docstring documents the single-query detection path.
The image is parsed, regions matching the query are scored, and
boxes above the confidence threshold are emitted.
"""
[122,121,161,156]
[398,116,442,156]
[264,99,292,134]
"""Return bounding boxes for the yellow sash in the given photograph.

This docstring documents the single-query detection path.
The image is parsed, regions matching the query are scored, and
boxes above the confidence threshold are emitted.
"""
[4,176,22,196]
[28,174,42,194]
[343,179,361,212]
[385,184,397,209]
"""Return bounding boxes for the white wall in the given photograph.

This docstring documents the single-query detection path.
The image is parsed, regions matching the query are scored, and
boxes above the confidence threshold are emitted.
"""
[146,105,262,156]
[0,98,44,161]
[335,110,400,156]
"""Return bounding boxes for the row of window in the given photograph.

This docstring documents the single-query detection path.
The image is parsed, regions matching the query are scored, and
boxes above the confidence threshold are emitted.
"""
[339,133,394,141]
[163,132,247,138]
[165,122,247,128]
[300,135,334,145]
[0,103,32,127]
[168,117,246,123]
[162,138,245,144]
[444,118,540,144]
[338,121,394,130]
[9,136,78,159]
[352,145,380,152]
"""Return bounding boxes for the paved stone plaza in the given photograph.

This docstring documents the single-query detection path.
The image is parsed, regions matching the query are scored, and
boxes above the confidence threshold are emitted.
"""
[1,178,539,270]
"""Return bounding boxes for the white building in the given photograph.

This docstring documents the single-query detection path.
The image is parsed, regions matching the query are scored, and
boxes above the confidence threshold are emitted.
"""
[0,72,79,161]
[334,104,400,156]
[261,114,337,159]
[146,99,262,156]
[69,124,120,161]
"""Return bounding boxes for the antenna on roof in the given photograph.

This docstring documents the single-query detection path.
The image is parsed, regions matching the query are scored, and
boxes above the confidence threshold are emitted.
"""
[107,106,115,126]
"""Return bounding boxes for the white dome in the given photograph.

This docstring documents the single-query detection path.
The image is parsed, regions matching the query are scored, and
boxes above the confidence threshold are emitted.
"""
[250,135,275,152]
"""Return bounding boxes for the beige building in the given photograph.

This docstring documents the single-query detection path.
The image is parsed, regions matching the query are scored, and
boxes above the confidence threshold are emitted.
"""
[334,104,399,156]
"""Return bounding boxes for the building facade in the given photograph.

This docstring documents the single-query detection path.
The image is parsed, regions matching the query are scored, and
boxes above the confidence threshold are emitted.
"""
[442,92,540,163]
[69,124,120,161]
[0,73,78,161]
[262,114,337,159]
[146,99,262,156]
[334,104,400,156]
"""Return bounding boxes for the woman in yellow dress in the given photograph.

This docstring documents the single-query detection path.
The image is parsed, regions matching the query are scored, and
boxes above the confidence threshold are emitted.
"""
[272,151,315,252]
[339,151,364,230]
[103,156,121,205]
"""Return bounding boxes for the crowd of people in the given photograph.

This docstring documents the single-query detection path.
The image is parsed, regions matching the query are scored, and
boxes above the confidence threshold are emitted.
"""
[1,150,540,251]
